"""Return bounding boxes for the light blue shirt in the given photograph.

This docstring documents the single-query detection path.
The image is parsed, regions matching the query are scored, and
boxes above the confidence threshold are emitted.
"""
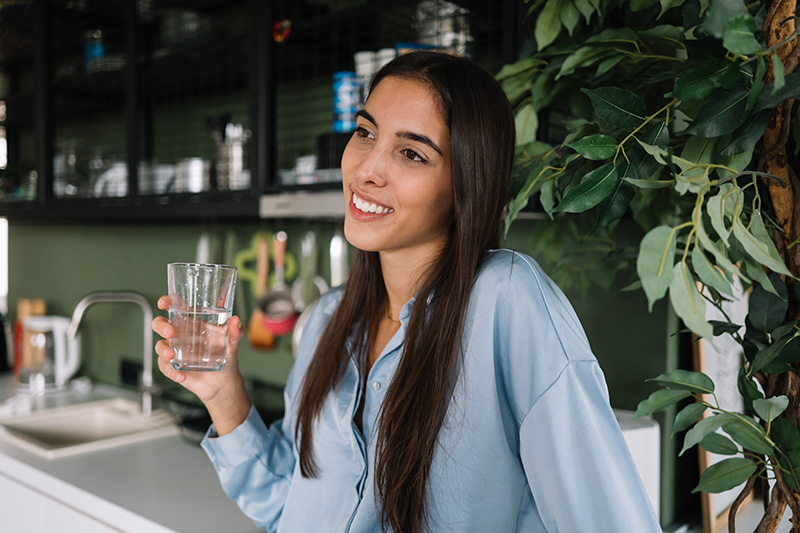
[201,249,661,532]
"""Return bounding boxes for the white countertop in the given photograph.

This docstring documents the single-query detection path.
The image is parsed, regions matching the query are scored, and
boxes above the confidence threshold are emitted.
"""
[0,374,261,533]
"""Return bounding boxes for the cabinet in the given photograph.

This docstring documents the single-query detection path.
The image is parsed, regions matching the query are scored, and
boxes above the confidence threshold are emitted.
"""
[0,0,520,221]
[0,473,119,533]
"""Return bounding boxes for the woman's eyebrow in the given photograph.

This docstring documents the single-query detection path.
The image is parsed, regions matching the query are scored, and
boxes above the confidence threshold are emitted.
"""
[356,109,444,157]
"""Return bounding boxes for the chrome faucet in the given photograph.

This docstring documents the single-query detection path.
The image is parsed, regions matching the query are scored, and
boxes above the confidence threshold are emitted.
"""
[68,292,155,416]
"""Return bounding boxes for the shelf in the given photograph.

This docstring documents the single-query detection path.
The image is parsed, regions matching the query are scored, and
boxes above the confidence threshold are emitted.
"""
[0,192,259,222]
[260,190,345,219]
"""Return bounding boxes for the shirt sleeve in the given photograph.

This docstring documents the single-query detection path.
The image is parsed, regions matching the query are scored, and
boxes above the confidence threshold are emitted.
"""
[201,405,296,532]
[198,290,341,532]
[518,360,661,532]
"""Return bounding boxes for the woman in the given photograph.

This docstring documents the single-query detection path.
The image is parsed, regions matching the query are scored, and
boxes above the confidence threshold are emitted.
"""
[152,51,660,532]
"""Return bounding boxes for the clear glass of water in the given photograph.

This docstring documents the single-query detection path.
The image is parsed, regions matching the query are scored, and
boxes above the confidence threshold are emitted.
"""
[167,263,237,372]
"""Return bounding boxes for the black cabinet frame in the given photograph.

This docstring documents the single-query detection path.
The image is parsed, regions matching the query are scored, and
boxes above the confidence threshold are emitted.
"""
[2,0,521,222]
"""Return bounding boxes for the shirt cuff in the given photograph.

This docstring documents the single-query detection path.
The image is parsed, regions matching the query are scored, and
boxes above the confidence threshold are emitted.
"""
[200,404,271,469]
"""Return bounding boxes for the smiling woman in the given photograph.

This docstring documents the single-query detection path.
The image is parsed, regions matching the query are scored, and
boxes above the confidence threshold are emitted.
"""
[152,50,661,533]
[342,76,453,265]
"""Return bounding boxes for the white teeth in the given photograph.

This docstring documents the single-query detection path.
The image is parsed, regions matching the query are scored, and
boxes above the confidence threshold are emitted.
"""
[352,193,393,214]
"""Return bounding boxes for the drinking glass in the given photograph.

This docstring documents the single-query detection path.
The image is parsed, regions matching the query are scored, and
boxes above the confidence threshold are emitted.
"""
[167,263,237,371]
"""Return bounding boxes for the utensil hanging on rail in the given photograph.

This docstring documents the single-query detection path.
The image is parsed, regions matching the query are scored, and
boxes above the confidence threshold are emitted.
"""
[260,231,298,336]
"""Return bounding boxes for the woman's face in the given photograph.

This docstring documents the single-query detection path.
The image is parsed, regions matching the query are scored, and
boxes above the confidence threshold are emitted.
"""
[341,76,454,262]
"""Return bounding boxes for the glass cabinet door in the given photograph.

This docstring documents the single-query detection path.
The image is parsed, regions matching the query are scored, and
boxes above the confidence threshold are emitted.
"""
[51,0,128,201]
[270,0,510,190]
[136,0,251,198]
[0,0,37,203]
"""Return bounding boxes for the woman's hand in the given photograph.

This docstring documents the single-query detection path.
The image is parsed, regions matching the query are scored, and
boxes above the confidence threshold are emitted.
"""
[152,296,251,435]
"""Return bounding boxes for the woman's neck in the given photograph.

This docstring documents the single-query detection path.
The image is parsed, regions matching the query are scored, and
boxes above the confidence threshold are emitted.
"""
[379,246,441,320]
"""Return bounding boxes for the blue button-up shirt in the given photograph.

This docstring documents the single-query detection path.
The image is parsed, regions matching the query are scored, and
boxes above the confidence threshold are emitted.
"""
[202,249,661,532]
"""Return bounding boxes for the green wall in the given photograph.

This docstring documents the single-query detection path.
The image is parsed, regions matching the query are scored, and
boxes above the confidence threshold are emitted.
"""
[8,220,345,390]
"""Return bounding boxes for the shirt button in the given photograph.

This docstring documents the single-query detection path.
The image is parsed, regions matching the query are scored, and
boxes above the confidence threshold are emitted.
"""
[372,381,381,391]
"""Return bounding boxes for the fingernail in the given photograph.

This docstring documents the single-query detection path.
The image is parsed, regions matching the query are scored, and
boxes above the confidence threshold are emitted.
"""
[164,326,174,337]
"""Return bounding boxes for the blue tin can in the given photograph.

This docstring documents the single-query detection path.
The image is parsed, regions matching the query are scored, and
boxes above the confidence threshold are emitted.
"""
[84,30,105,72]
[333,71,359,133]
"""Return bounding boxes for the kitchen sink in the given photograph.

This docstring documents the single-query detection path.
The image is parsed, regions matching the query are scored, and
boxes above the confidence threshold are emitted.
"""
[0,397,180,459]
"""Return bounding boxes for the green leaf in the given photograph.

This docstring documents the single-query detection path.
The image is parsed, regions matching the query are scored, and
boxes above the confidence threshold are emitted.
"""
[635,388,692,418]
[496,57,547,81]
[753,396,789,423]
[641,120,669,149]
[755,72,800,111]
[515,102,539,145]
[710,320,742,336]
[707,182,734,245]
[540,176,556,215]
[694,204,748,286]
[553,162,618,213]
[673,403,708,435]
[659,0,686,18]
[752,336,795,374]
[702,0,748,39]
[772,418,800,453]
[669,261,714,339]
[723,416,774,456]
[738,368,764,410]
[682,413,737,455]
[732,211,792,276]
[676,136,716,194]
[715,144,755,179]
[573,0,595,22]
[720,111,769,156]
[624,178,673,188]
[699,432,739,455]
[746,56,766,110]
[739,249,777,295]
[747,273,789,334]
[673,59,739,101]
[693,457,757,494]
[560,0,580,36]
[566,134,617,160]
[772,51,786,93]
[581,87,647,130]
[650,369,715,394]
[535,0,563,51]
[692,245,734,297]
[585,27,639,45]
[594,55,625,77]
[639,24,684,43]
[558,47,604,79]
[637,226,677,311]
[595,165,636,228]
[722,15,761,56]
[682,85,749,138]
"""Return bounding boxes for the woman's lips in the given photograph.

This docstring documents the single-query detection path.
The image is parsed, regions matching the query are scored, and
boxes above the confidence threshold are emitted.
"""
[350,193,394,218]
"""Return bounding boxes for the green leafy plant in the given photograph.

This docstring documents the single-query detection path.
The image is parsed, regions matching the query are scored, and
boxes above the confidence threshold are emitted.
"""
[501,0,800,530]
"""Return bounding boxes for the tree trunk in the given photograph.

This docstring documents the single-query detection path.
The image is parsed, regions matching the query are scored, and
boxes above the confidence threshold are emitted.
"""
[757,0,799,530]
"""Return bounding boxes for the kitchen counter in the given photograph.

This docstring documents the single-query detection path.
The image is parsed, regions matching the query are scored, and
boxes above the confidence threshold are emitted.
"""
[0,374,261,532]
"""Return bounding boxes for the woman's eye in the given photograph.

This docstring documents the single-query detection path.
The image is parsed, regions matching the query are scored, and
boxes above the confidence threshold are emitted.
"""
[402,149,425,163]
[354,126,373,139]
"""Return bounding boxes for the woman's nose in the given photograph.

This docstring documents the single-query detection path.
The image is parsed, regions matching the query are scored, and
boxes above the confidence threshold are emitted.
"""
[354,144,388,186]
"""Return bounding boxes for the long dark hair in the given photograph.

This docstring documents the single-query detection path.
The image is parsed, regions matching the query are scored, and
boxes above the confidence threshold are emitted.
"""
[295,51,515,533]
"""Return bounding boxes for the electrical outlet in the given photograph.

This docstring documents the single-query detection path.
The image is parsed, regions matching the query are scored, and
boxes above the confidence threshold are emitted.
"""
[121,360,143,387]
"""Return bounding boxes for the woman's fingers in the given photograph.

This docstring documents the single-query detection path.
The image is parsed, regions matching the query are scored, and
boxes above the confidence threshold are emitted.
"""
[151,315,173,340]
[157,353,186,383]
[156,295,172,310]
